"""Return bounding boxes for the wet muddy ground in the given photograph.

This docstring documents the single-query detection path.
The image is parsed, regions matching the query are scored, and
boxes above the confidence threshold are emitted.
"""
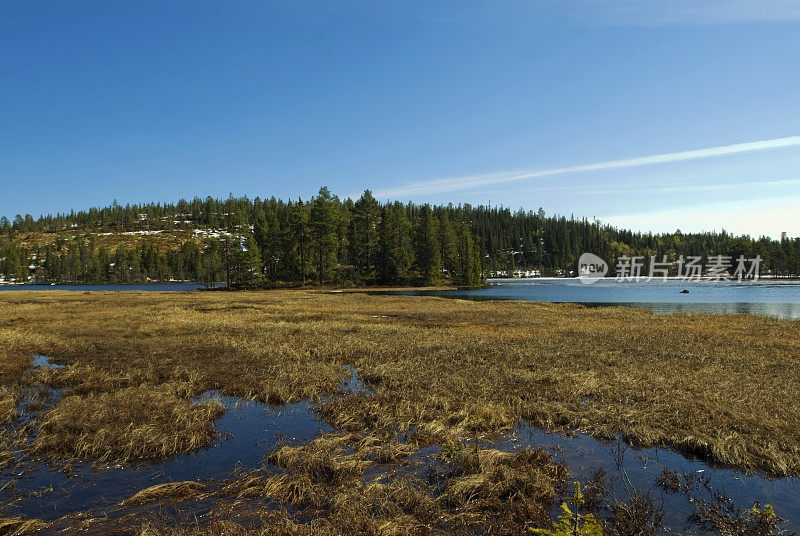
[2,358,798,534]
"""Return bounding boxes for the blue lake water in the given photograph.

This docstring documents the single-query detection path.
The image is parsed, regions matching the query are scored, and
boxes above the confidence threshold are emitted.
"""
[390,278,800,319]
[0,283,211,292]
[4,280,799,318]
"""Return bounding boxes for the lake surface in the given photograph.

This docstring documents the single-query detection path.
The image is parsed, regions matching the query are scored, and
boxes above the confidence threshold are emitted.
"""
[0,283,213,292]
[391,278,800,319]
[4,280,799,319]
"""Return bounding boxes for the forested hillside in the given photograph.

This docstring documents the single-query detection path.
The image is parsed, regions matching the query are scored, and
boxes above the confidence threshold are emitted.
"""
[0,187,797,285]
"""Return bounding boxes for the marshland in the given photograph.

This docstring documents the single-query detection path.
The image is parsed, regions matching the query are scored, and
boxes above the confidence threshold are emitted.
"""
[5,1,800,533]
[1,289,799,535]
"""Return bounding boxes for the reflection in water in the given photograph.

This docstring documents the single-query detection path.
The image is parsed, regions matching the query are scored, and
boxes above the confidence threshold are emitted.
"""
[31,354,65,370]
[583,301,800,318]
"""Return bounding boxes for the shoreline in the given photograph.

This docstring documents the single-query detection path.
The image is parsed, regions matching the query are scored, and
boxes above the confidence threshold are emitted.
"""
[3,275,800,288]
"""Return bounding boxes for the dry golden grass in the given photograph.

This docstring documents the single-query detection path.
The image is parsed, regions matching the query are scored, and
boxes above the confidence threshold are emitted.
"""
[0,387,27,471]
[120,481,210,506]
[224,433,378,507]
[0,342,33,388]
[0,439,14,471]
[33,386,224,463]
[0,387,18,425]
[136,514,322,536]
[0,289,798,478]
[0,427,24,471]
[0,515,49,536]
[219,429,565,535]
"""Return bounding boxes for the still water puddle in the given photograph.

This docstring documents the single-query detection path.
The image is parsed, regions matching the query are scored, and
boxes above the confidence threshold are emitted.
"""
[31,354,65,370]
[0,362,372,521]
[497,425,800,532]
[2,363,799,533]
[3,394,331,521]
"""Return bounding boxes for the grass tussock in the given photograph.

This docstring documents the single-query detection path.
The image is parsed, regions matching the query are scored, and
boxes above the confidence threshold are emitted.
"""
[440,445,569,530]
[0,422,30,471]
[0,289,799,476]
[0,515,49,536]
[218,432,565,535]
[0,431,17,471]
[33,386,224,463]
[0,387,19,425]
[136,514,316,536]
[224,433,378,507]
[121,481,210,506]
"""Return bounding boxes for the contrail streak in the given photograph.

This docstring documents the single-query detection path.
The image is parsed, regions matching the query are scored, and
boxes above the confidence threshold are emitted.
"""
[372,136,800,198]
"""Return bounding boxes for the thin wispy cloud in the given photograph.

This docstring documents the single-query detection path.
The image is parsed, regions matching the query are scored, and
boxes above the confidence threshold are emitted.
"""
[475,177,800,197]
[372,136,800,199]
[586,177,800,196]
[574,0,800,25]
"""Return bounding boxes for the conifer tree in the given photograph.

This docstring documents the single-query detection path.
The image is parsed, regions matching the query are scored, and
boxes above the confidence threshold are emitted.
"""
[263,210,281,282]
[288,200,311,284]
[253,211,270,277]
[438,212,457,279]
[378,202,413,284]
[414,205,442,285]
[351,190,381,282]
[310,187,339,285]
[242,233,262,283]
[455,223,483,286]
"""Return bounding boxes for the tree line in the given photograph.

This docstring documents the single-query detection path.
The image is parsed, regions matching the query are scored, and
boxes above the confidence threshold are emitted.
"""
[1,187,798,285]
[0,188,482,287]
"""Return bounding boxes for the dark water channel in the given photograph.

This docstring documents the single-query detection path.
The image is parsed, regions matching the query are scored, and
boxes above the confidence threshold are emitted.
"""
[498,425,800,532]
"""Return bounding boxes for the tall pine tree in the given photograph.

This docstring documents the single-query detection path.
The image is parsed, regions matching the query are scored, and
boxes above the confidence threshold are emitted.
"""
[414,205,442,285]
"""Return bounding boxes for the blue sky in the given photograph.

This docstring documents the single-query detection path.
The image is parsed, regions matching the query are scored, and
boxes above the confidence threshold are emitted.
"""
[2,1,799,238]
